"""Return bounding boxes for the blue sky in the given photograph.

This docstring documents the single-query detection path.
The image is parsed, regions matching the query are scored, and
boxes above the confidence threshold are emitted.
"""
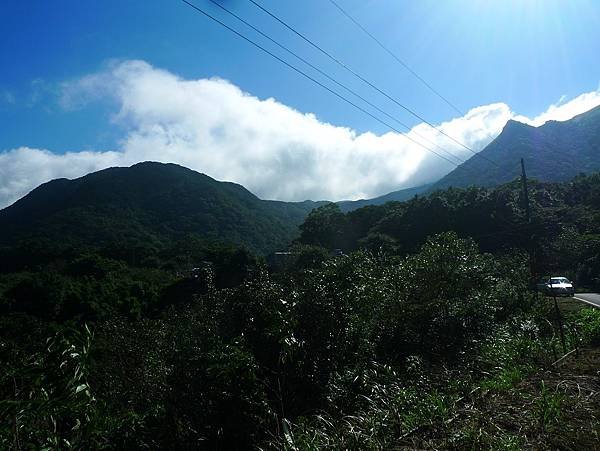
[1,0,600,206]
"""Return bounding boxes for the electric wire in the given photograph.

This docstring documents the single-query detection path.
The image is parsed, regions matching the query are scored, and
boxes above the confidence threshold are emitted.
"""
[328,1,537,173]
[180,0,530,197]
[204,0,466,165]
[179,0,460,167]
[178,0,559,257]
[246,0,501,168]
[327,0,464,117]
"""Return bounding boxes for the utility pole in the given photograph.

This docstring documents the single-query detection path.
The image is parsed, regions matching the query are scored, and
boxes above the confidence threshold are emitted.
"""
[552,289,568,353]
[523,158,567,353]
[520,158,531,224]
[521,158,536,289]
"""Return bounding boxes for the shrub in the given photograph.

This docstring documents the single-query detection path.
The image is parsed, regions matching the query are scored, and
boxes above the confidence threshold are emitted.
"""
[575,308,600,346]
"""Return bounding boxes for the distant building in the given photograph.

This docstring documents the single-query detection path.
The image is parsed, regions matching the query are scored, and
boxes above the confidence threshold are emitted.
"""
[267,251,295,271]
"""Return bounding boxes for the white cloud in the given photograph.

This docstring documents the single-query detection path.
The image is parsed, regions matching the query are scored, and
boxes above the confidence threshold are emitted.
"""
[514,90,600,126]
[1,60,599,208]
[0,147,121,208]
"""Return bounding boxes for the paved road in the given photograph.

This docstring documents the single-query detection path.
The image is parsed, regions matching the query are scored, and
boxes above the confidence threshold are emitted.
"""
[573,293,600,308]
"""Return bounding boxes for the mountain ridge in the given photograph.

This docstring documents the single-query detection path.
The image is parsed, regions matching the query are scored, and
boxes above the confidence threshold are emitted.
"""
[432,104,600,190]
[0,162,324,255]
[2,105,600,251]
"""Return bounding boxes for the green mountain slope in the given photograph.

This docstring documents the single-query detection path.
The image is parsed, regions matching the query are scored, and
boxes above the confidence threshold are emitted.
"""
[0,162,322,255]
[433,105,600,190]
[3,104,599,255]
[332,105,600,212]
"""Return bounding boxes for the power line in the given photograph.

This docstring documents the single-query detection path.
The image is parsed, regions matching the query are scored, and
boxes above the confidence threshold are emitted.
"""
[180,0,513,187]
[246,0,501,168]
[179,0,459,167]
[186,0,558,250]
[328,0,519,169]
[178,1,554,245]
[203,0,466,165]
[327,0,464,117]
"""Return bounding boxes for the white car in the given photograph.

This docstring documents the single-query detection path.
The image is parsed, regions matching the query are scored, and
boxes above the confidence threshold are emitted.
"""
[538,277,575,296]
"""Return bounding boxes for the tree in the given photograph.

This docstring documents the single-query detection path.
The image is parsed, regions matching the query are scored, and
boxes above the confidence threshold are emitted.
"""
[298,203,346,249]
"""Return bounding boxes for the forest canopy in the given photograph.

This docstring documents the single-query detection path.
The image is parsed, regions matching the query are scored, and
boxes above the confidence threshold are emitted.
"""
[2,171,600,449]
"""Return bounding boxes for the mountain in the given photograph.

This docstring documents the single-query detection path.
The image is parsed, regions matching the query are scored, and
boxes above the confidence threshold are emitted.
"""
[432,105,600,190]
[3,105,599,255]
[336,105,600,211]
[337,184,431,212]
[0,162,323,255]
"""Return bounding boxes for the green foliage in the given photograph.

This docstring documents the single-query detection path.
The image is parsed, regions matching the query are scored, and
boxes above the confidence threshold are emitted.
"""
[0,266,175,321]
[372,233,516,361]
[0,162,323,257]
[298,203,346,249]
[575,308,600,346]
[477,321,543,392]
[0,326,98,449]
[66,254,126,279]
[285,243,331,272]
[3,160,600,449]
[3,232,541,449]
[166,343,273,448]
[535,380,564,432]
[452,429,525,451]
[296,172,600,288]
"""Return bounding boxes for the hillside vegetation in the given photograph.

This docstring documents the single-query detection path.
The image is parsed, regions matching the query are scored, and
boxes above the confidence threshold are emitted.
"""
[299,172,600,290]
[1,170,600,448]
[0,162,322,256]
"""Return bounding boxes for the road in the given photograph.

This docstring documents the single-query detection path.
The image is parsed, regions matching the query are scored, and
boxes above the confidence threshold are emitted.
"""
[573,293,600,308]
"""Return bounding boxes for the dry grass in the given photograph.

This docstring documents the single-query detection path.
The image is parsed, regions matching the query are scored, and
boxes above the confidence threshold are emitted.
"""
[400,347,600,450]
